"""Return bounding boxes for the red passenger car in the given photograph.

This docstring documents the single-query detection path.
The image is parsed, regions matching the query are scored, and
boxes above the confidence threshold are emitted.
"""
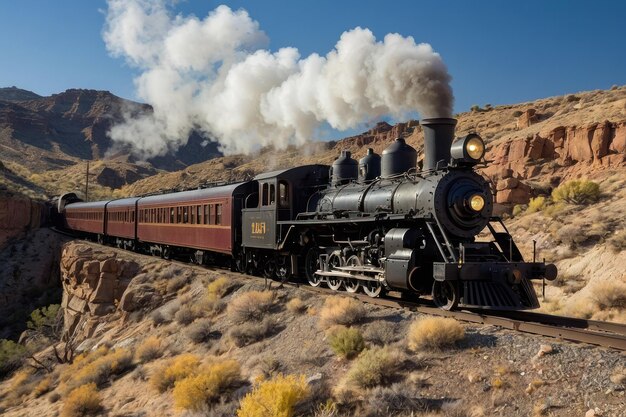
[136,182,256,260]
[106,198,139,242]
[63,201,106,235]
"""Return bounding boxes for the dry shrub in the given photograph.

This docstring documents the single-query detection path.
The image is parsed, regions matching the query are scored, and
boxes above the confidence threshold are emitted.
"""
[63,347,133,390]
[552,180,600,204]
[151,309,169,326]
[136,336,163,363]
[186,318,213,344]
[512,204,526,217]
[61,383,102,417]
[527,196,546,213]
[33,376,53,397]
[175,304,198,325]
[227,290,276,323]
[591,281,626,309]
[609,230,626,253]
[328,327,365,359]
[172,359,241,411]
[237,374,310,417]
[3,369,35,404]
[167,274,189,293]
[151,353,201,393]
[318,296,366,329]
[555,225,585,248]
[363,321,400,346]
[361,383,423,417]
[286,298,307,314]
[229,317,274,347]
[407,317,464,350]
[345,347,403,389]
[207,276,231,299]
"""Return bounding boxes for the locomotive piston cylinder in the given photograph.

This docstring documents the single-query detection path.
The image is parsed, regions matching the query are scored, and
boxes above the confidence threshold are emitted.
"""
[421,118,458,171]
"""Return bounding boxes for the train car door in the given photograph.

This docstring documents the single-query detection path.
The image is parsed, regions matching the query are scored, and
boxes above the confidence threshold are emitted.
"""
[242,180,277,249]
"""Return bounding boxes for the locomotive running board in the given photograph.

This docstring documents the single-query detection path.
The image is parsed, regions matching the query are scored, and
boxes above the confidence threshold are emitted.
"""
[314,269,382,282]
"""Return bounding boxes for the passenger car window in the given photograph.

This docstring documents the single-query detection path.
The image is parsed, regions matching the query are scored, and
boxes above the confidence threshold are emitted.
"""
[216,204,222,225]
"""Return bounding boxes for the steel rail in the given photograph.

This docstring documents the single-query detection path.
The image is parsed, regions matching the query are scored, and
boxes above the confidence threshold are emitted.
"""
[299,286,626,351]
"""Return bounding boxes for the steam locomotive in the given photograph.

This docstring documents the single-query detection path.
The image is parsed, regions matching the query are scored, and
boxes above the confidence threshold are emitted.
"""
[58,118,556,310]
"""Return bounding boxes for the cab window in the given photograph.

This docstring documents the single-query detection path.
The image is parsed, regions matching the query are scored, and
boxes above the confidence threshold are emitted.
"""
[278,181,289,208]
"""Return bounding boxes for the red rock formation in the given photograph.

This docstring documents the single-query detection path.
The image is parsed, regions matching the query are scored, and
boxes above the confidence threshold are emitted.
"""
[0,195,46,248]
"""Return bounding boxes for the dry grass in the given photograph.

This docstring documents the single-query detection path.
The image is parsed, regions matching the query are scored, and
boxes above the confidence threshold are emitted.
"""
[237,374,310,417]
[609,230,626,253]
[407,317,465,350]
[328,327,365,359]
[61,346,134,391]
[172,359,241,411]
[591,281,626,309]
[151,353,201,393]
[175,304,198,325]
[286,297,307,314]
[229,317,274,347]
[318,296,366,329]
[33,376,53,397]
[227,290,276,323]
[363,321,400,346]
[136,336,164,363]
[61,383,102,417]
[344,347,404,389]
[207,276,231,299]
[186,318,213,344]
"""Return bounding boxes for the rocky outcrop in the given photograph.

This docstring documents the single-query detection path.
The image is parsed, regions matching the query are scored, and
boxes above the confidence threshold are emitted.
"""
[516,108,538,129]
[483,121,626,204]
[0,194,47,249]
[60,243,162,343]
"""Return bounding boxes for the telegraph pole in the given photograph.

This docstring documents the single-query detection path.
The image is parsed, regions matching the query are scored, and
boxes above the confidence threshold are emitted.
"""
[85,161,90,201]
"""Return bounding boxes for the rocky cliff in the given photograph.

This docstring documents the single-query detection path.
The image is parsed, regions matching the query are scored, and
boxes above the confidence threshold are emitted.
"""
[0,193,48,249]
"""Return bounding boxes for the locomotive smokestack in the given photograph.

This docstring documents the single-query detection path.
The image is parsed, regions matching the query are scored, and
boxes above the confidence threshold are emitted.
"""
[421,118,458,171]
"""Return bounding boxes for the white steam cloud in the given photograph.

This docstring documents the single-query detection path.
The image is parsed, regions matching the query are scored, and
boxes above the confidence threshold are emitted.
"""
[104,0,453,158]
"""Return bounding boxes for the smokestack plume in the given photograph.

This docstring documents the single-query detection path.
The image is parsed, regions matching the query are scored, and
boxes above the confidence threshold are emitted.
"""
[104,1,454,159]
[421,118,457,171]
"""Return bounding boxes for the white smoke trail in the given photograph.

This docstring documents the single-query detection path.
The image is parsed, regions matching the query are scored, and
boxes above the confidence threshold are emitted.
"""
[104,0,453,158]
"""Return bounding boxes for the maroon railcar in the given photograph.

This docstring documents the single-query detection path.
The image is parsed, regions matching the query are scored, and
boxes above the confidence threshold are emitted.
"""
[63,201,107,235]
[137,182,256,257]
[106,198,139,240]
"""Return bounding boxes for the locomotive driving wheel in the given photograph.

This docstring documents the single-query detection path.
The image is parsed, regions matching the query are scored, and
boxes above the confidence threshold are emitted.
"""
[305,246,322,287]
[432,280,459,310]
[343,255,361,293]
[363,280,383,297]
[326,251,343,291]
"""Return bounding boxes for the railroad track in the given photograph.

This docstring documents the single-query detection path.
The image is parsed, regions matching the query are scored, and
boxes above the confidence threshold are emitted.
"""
[55,230,626,351]
[301,286,626,351]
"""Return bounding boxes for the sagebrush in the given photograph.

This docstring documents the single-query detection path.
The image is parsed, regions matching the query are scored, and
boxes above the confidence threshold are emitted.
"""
[237,374,310,417]
[407,317,465,350]
[318,296,366,329]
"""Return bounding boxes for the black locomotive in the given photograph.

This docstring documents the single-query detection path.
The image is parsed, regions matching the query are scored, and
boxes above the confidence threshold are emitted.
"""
[60,117,556,310]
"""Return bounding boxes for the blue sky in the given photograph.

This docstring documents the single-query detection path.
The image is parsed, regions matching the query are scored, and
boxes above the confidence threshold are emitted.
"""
[1,0,625,115]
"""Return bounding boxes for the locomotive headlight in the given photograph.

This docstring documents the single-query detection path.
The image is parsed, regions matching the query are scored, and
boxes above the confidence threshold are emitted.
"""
[451,134,485,164]
[469,194,485,211]
[466,137,485,160]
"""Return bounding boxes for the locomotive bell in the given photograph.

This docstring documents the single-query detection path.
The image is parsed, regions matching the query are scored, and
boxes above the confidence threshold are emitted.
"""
[381,138,417,178]
[421,118,458,171]
[358,148,381,183]
[331,150,358,186]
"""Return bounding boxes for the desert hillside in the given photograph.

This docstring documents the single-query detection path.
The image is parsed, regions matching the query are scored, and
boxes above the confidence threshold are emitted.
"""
[0,87,221,200]
[1,242,624,417]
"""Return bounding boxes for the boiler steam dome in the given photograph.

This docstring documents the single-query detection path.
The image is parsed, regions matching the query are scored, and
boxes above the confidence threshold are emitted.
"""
[381,138,417,178]
[358,148,381,183]
[331,150,358,186]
